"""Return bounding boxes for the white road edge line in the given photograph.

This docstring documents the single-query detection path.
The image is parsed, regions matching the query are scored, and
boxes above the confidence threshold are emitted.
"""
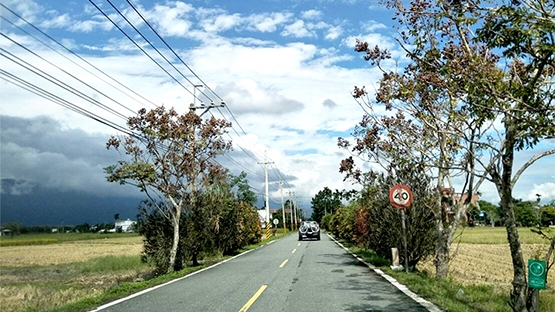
[326,233,442,312]
[90,242,268,311]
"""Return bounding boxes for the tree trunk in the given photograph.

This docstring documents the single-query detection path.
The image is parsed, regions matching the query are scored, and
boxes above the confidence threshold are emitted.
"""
[498,121,528,312]
[168,205,182,273]
[501,192,528,311]
[435,226,450,278]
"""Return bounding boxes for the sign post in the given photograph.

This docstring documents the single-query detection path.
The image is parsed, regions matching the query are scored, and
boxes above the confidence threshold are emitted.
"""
[272,218,279,236]
[389,185,413,273]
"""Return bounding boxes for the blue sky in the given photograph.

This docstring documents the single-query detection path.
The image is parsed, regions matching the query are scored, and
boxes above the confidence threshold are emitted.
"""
[1,0,554,226]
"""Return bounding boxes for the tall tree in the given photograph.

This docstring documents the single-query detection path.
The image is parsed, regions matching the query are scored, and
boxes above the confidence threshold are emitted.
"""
[105,106,232,272]
[348,0,554,310]
[229,171,257,206]
[310,187,343,223]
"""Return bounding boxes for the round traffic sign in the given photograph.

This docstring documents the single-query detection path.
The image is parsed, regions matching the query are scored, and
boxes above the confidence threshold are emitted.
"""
[389,185,413,209]
[273,218,279,225]
[529,262,545,276]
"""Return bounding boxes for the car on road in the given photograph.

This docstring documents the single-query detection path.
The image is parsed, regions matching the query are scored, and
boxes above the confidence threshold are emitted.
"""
[298,221,320,241]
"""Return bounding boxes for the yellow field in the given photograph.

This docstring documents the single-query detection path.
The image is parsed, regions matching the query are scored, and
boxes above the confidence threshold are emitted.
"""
[0,235,146,312]
[0,236,143,267]
[418,243,555,293]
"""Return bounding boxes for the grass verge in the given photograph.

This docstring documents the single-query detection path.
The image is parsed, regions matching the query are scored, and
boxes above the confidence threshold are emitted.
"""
[342,235,554,312]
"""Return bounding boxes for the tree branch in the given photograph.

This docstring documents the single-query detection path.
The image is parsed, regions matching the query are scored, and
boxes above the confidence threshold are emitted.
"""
[512,148,555,187]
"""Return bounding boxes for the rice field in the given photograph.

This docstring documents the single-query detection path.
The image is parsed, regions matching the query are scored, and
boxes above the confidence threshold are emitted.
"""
[0,234,147,312]
[0,236,143,267]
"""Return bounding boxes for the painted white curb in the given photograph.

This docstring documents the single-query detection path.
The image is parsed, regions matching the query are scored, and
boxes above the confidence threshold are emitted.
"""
[326,233,443,312]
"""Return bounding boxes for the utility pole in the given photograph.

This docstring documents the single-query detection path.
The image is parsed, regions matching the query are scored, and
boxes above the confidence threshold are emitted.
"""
[258,151,273,238]
[288,191,297,230]
[293,192,298,225]
[280,181,286,233]
[188,84,224,213]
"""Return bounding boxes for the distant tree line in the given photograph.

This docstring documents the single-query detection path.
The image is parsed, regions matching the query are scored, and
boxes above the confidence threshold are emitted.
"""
[1,222,129,235]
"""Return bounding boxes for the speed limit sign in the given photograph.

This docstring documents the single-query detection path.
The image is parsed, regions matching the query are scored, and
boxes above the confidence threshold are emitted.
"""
[389,185,413,209]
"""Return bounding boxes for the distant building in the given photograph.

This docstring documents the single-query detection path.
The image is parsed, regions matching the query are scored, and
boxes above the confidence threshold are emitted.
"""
[441,188,481,223]
[257,209,282,228]
[115,219,137,233]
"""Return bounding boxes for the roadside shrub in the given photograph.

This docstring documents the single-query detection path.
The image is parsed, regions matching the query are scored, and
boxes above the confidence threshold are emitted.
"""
[321,213,333,231]
[214,201,262,255]
[361,165,437,270]
[137,201,187,274]
[327,162,437,271]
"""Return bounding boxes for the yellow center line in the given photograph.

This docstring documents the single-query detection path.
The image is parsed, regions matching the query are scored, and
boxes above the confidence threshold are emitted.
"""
[279,259,289,267]
[292,248,297,254]
[239,284,268,312]
[297,243,301,246]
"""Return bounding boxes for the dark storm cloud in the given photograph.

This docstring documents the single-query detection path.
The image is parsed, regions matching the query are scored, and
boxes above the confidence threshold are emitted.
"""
[0,115,139,197]
[1,115,145,225]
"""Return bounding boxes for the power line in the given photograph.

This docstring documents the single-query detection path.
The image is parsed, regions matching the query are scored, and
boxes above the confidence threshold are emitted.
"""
[0,32,137,117]
[0,69,134,136]
[0,4,159,110]
[0,47,129,121]
[88,0,196,98]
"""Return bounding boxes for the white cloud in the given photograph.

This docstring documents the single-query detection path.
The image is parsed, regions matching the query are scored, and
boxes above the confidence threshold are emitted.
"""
[69,19,112,33]
[281,20,314,38]
[323,99,337,108]
[3,0,552,217]
[199,13,242,33]
[39,13,71,28]
[146,2,194,37]
[529,182,555,203]
[342,33,395,50]
[325,25,342,40]
[301,10,323,20]
[361,20,387,32]
[246,12,293,33]
[1,0,43,24]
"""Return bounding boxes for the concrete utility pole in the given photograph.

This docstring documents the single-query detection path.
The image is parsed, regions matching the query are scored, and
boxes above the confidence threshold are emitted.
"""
[293,192,298,224]
[288,191,297,230]
[280,181,285,233]
[188,85,224,212]
[258,151,273,238]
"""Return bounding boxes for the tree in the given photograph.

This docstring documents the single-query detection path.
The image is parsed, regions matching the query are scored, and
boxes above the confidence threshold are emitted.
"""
[137,200,187,273]
[478,200,502,227]
[539,205,555,227]
[229,171,257,206]
[310,187,343,223]
[512,199,537,227]
[105,106,232,272]
[349,1,554,310]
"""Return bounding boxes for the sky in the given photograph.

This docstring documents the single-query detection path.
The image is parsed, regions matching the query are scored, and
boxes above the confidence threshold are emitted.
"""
[1,0,554,227]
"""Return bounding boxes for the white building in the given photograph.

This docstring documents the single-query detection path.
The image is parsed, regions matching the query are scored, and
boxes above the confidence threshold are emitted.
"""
[115,219,137,233]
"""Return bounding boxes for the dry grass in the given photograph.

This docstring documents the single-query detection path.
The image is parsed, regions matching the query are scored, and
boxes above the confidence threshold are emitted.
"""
[0,236,143,267]
[0,235,147,312]
[417,243,555,293]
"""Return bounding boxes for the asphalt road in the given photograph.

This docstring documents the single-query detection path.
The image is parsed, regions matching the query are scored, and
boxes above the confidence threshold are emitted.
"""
[95,233,435,312]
